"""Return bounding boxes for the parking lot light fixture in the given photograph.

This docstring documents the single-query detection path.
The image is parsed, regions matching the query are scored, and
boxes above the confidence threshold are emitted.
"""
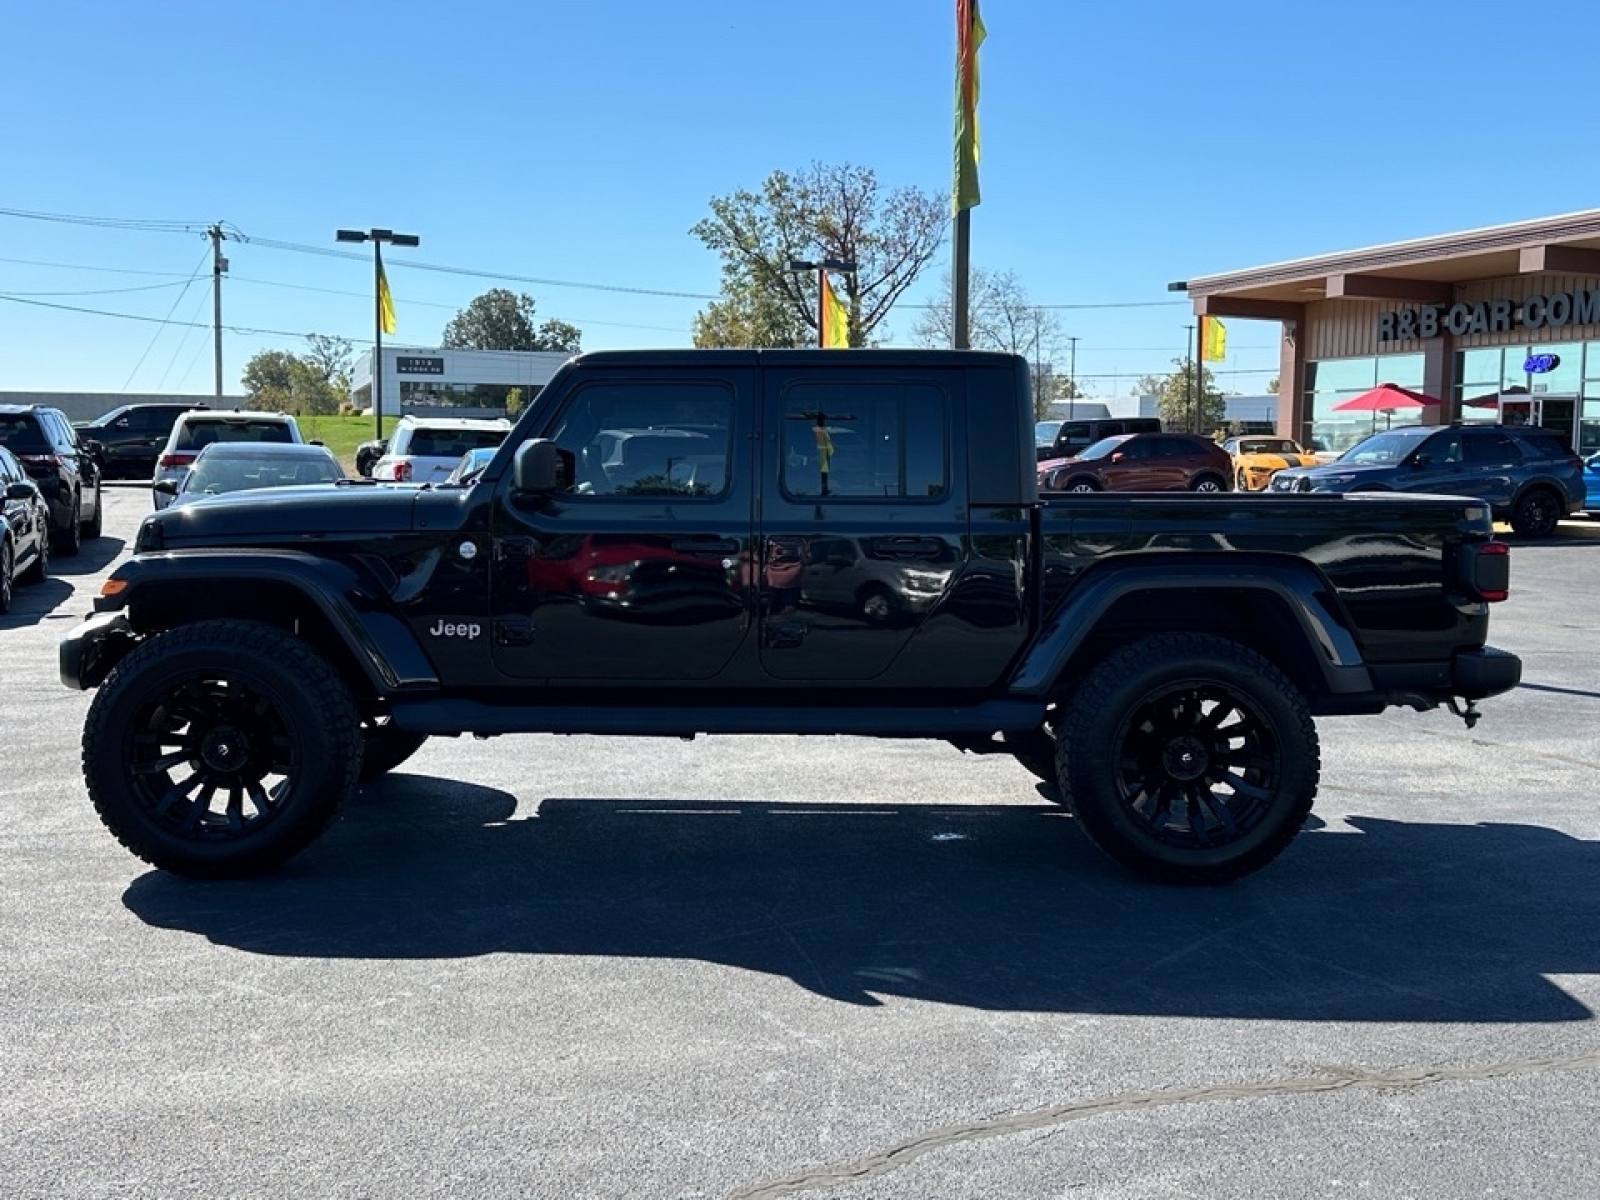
[336,228,421,440]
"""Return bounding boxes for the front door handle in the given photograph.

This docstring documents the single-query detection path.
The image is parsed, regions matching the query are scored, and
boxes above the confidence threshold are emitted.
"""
[672,537,740,555]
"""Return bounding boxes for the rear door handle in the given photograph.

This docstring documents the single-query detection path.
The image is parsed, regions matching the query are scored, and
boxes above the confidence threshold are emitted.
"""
[672,537,740,555]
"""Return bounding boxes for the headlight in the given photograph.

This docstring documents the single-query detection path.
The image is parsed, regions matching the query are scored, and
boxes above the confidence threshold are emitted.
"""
[134,516,164,553]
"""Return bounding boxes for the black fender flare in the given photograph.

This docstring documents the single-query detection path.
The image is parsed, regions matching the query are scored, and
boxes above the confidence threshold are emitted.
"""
[1008,558,1372,698]
[88,550,438,692]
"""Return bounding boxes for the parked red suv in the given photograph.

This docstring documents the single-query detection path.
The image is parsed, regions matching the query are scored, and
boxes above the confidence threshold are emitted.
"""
[1039,432,1233,493]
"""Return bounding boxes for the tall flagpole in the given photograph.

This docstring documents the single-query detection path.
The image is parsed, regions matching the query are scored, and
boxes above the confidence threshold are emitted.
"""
[952,0,984,350]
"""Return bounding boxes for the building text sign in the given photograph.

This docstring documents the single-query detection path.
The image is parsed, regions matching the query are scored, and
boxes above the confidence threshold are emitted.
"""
[1377,288,1600,342]
[395,355,445,375]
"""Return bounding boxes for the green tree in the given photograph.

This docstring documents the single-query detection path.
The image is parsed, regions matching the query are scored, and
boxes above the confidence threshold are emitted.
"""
[690,162,945,348]
[302,334,355,392]
[1139,357,1226,433]
[441,288,583,352]
[241,343,345,417]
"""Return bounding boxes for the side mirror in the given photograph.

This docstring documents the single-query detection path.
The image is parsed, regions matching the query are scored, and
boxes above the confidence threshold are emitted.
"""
[153,480,179,496]
[5,481,35,501]
[512,439,563,492]
[1110,452,1125,463]
[1408,452,1430,468]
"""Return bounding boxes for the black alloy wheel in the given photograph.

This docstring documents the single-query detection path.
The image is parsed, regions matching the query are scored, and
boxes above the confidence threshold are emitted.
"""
[1057,633,1318,884]
[83,620,362,877]
[1510,488,1561,538]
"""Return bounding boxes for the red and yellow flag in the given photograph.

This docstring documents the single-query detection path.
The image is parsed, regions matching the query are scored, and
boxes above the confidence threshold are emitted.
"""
[822,272,849,348]
[953,0,985,214]
[1201,315,1227,362]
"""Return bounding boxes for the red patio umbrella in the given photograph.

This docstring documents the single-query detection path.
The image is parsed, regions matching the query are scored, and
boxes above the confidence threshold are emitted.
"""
[1464,385,1529,410]
[1333,383,1441,430]
[1332,383,1442,413]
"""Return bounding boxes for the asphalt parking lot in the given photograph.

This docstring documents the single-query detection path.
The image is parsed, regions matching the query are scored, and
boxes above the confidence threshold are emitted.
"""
[4,485,1599,1199]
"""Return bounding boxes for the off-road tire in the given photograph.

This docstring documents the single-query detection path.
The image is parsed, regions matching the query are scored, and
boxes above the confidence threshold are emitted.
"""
[1510,487,1562,538]
[358,718,429,783]
[83,619,362,878]
[1056,632,1319,885]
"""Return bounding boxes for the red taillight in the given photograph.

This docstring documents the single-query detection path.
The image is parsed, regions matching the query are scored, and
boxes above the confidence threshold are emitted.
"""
[19,453,62,467]
[392,461,411,482]
[1471,541,1510,602]
[157,452,196,470]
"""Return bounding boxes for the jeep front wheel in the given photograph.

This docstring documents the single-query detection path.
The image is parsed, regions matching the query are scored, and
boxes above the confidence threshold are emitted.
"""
[82,619,362,878]
[1056,633,1318,884]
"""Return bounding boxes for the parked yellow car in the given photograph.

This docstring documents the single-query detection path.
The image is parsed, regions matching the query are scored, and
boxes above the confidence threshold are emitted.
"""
[1221,436,1322,492]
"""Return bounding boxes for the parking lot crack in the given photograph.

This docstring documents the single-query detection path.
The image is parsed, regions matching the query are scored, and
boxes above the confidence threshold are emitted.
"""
[724,1050,1600,1198]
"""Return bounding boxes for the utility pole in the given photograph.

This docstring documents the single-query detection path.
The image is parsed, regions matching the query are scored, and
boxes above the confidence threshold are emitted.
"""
[1067,336,1078,420]
[209,224,228,399]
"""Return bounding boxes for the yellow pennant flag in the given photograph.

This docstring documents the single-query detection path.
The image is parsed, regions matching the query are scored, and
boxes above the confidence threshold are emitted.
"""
[953,0,985,213]
[378,262,398,335]
[1201,315,1227,362]
[822,272,849,348]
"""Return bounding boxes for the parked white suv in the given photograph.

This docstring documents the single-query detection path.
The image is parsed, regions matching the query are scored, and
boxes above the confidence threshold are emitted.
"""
[152,411,304,509]
[371,416,512,484]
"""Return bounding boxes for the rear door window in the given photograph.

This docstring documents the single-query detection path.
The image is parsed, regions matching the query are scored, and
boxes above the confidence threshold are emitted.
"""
[0,414,50,453]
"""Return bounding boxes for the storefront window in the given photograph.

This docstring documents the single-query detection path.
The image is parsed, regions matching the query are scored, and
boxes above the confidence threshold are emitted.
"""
[1303,353,1425,455]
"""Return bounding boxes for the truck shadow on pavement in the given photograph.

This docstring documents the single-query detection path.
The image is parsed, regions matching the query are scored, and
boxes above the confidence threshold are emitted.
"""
[123,780,1600,1024]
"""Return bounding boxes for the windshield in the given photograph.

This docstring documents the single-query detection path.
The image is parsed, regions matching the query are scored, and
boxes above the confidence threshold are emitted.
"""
[1241,439,1302,455]
[1034,421,1063,446]
[1077,435,1130,461]
[1341,431,1429,465]
[186,452,342,493]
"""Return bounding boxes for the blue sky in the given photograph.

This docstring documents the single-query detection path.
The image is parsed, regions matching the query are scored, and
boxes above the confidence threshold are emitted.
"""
[4,0,1598,400]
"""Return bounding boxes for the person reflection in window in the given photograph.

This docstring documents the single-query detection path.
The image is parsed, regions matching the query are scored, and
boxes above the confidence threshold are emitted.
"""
[814,415,835,496]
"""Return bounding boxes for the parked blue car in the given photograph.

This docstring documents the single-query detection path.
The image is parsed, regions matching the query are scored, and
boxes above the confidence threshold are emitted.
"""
[1268,422,1583,537]
[1584,454,1600,515]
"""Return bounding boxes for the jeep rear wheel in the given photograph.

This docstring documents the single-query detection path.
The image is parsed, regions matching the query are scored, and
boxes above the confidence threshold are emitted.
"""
[1056,633,1318,884]
[83,619,362,878]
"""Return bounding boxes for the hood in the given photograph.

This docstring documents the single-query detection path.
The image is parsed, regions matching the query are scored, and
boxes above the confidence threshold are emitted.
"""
[1273,461,1392,481]
[146,482,433,544]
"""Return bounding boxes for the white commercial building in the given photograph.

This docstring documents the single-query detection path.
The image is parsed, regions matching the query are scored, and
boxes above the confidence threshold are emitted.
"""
[349,347,573,419]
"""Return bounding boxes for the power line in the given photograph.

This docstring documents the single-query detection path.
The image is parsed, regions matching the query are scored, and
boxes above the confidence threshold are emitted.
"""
[0,293,347,342]
[119,246,213,391]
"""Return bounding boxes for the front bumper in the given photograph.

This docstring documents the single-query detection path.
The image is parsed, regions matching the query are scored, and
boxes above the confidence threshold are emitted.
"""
[59,610,137,690]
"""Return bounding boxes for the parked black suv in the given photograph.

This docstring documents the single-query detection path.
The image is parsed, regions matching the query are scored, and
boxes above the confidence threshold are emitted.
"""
[1268,422,1583,537]
[0,405,102,554]
[74,402,209,479]
[1036,416,1162,461]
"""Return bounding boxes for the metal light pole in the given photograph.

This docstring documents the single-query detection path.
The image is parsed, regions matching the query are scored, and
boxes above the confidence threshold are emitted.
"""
[1067,335,1078,420]
[787,258,857,347]
[336,227,420,441]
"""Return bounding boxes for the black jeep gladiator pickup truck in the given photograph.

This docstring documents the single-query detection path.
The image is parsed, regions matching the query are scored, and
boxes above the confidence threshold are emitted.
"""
[61,349,1520,884]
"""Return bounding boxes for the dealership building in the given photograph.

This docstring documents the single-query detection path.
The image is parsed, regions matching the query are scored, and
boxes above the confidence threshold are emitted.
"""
[349,346,573,417]
[1179,209,1600,456]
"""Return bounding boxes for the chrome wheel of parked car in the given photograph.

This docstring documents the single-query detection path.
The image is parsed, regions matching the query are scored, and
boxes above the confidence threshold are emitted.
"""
[1235,468,1251,492]
[1065,479,1100,493]
[1190,475,1225,493]
[83,619,361,877]
[1510,487,1562,538]
[1057,633,1318,884]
